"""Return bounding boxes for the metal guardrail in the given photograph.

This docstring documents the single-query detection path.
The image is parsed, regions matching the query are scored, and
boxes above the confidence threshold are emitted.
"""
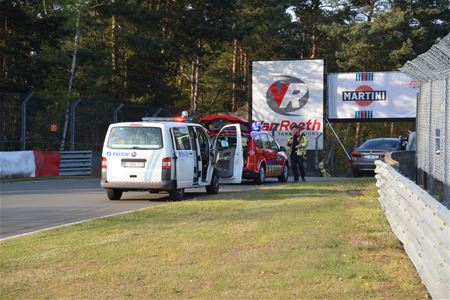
[375,160,449,299]
[60,151,92,176]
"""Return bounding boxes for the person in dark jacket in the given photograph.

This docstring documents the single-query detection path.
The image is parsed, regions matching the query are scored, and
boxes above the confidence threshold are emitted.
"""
[287,125,308,182]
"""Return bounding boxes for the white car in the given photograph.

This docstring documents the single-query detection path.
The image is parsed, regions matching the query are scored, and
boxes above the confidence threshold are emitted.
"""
[101,116,243,200]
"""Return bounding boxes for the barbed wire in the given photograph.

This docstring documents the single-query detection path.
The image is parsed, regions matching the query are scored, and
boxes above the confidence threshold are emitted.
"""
[401,33,450,82]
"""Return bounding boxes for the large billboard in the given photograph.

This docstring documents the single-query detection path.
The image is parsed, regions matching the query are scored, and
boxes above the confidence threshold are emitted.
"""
[328,71,418,120]
[251,60,324,150]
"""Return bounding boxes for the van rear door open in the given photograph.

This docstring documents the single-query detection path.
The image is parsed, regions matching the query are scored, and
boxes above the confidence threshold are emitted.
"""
[171,126,195,188]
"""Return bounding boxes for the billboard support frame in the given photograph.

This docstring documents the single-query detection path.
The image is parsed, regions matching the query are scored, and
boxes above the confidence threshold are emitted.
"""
[326,118,351,161]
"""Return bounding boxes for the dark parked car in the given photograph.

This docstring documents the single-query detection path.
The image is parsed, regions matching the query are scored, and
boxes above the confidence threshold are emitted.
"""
[351,138,402,176]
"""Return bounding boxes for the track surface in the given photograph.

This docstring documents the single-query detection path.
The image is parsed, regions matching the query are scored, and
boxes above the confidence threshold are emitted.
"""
[0,177,338,239]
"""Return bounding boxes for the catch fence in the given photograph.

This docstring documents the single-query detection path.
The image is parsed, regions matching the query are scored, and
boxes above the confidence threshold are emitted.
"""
[400,33,450,201]
[0,94,176,152]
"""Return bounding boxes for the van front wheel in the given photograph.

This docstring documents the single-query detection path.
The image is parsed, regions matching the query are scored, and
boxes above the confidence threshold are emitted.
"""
[169,188,184,201]
[107,189,122,200]
[206,170,220,194]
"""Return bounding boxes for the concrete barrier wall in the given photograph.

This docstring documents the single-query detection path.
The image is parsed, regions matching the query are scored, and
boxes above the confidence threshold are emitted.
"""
[0,151,93,178]
[375,160,449,299]
[0,151,36,178]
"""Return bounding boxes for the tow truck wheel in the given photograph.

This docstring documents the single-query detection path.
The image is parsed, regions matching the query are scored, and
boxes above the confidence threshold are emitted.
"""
[169,188,184,201]
[255,164,266,185]
[107,189,122,200]
[278,164,289,182]
[206,169,220,194]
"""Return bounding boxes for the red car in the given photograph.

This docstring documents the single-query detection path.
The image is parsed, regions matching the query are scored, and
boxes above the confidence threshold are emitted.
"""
[199,115,289,184]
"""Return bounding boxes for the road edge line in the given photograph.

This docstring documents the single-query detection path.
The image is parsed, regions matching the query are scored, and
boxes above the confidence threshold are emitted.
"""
[0,205,160,242]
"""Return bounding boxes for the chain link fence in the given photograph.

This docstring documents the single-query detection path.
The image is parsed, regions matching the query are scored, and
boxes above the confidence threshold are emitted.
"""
[401,32,450,202]
[0,93,176,152]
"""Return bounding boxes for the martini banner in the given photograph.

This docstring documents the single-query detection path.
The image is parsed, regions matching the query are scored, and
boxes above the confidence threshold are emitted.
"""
[328,71,419,120]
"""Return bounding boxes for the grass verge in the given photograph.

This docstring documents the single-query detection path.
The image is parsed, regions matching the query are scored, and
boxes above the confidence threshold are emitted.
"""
[0,178,427,299]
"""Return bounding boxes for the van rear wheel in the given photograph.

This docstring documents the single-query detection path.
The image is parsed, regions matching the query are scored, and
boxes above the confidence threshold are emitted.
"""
[169,188,184,201]
[107,189,122,200]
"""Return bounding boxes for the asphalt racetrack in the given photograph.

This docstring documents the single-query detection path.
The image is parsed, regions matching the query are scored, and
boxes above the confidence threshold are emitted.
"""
[0,178,282,239]
[0,176,338,239]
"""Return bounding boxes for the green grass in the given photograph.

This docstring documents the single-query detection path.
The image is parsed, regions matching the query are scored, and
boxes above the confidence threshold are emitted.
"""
[0,179,427,299]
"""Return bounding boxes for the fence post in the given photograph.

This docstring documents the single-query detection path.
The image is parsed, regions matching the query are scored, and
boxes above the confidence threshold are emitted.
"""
[20,92,34,151]
[152,107,162,117]
[113,103,124,123]
[315,132,323,169]
[70,98,81,151]
[428,174,436,196]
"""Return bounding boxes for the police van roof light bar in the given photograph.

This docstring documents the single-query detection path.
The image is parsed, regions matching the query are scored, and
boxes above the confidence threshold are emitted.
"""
[142,111,192,123]
[142,116,193,122]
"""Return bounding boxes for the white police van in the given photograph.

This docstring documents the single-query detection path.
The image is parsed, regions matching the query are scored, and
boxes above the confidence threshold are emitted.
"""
[101,114,243,200]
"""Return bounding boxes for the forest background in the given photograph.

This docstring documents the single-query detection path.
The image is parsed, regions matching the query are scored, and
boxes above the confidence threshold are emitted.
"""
[1,0,449,171]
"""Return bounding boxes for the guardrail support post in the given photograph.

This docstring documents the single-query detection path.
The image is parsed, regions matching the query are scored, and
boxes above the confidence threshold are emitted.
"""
[20,92,34,151]
[325,118,351,161]
[113,103,124,123]
[428,174,435,196]
[70,98,81,151]
[444,185,450,208]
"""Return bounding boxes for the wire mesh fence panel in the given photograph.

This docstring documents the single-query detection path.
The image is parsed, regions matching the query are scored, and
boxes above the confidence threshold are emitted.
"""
[0,94,23,151]
[1,93,177,152]
[401,33,450,191]
[446,78,450,187]
[430,79,446,184]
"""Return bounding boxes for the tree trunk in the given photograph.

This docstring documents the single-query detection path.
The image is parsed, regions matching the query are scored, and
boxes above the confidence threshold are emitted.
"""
[111,2,117,89]
[42,0,48,15]
[60,0,81,151]
[2,16,8,83]
[390,122,394,136]
[190,57,200,112]
[241,48,248,91]
[194,56,199,109]
[300,32,306,58]
[231,39,238,112]
[355,122,361,148]
[178,63,184,90]
[310,32,317,58]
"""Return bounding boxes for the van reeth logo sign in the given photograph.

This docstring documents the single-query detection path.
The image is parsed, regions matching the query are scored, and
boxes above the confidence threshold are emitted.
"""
[266,76,309,116]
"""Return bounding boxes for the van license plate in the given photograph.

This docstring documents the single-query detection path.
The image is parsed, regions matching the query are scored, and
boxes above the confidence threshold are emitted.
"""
[363,155,378,159]
[123,161,145,168]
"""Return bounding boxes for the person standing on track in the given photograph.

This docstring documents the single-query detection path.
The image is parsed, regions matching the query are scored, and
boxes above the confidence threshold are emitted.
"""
[287,125,308,182]
[406,128,416,151]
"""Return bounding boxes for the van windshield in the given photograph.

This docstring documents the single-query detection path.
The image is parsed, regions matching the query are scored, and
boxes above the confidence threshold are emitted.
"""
[107,127,163,149]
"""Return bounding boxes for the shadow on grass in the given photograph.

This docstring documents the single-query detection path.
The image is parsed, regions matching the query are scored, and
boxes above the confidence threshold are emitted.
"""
[195,186,361,202]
